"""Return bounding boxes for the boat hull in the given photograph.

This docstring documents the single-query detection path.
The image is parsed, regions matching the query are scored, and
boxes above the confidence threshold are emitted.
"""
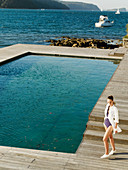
[95,22,113,27]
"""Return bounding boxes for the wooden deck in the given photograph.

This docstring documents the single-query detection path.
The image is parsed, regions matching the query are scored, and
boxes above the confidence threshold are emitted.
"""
[0,45,128,169]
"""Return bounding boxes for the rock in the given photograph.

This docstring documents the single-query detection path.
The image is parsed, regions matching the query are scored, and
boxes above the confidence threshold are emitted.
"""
[91,43,95,48]
[48,37,122,49]
[45,40,51,42]
[51,39,57,43]
[59,44,63,46]
[78,42,85,47]
[50,44,55,46]
[71,38,77,42]
[55,40,61,46]
[72,43,78,47]
[86,39,93,42]
[60,40,65,44]
[81,38,85,42]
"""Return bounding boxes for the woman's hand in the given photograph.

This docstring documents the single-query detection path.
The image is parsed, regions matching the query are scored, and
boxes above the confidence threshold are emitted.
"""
[114,128,117,134]
[115,122,118,133]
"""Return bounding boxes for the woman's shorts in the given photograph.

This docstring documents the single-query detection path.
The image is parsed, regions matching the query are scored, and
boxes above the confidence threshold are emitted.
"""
[104,118,112,128]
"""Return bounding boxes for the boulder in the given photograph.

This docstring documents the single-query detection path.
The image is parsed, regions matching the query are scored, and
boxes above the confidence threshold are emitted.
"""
[48,37,122,49]
[72,43,78,47]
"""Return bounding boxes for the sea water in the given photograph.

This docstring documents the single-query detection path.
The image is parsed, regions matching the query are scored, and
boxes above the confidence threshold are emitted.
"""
[0,9,128,47]
[0,55,118,153]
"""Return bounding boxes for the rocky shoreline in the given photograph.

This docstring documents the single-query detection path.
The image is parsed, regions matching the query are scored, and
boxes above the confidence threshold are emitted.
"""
[46,37,123,49]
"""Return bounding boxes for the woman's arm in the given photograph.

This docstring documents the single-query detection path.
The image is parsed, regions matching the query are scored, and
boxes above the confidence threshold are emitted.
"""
[114,107,119,122]
[115,122,117,128]
[114,107,119,133]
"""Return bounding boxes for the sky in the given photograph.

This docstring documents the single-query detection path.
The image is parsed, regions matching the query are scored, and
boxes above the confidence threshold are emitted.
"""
[61,0,128,10]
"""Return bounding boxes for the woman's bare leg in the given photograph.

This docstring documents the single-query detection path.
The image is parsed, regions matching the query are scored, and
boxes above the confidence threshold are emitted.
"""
[109,133,115,151]
[104,124,107,131]
[103,126,113,155]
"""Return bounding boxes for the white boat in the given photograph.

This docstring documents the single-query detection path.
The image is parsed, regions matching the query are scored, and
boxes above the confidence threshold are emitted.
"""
[115,9,120,14]
[95,15,114,27]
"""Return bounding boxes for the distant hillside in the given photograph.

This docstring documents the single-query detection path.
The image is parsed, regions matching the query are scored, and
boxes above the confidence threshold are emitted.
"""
[61,1,100,11]
[0,0,36,9]
[107,8,127,12]
[0,0,69,9]
[34,0,69,9]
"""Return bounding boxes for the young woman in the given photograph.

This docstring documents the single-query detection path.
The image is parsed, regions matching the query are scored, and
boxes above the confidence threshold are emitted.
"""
[101,95,122,159]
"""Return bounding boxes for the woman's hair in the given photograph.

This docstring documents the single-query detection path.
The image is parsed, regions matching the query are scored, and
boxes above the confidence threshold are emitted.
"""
[108,95,114,101]
[108,95,116,104]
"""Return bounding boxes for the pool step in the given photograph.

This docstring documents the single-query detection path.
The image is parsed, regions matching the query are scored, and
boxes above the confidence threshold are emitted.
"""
[114,47,128,56]
[86,120,128,134]
[83,129,128,145]
[108,47,128,57]
[89,110,128,125]
[77,138,128,156]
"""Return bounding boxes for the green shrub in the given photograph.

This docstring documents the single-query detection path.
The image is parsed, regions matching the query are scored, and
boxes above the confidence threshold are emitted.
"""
[123,24,128,38]
[126,24,128,35]
[124,35,128,38]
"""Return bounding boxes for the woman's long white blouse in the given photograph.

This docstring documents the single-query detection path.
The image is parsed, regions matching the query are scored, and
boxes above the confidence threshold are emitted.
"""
[104,104,122,134]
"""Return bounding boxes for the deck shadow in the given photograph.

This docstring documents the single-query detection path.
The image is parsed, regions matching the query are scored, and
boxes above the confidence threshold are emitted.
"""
[109,158,128,160]
[109,152,128,161]
[114,152,128,155]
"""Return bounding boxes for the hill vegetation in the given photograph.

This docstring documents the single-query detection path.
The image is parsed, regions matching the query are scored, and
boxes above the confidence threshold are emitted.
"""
[61,1,100,11]
[0,0,69,9]
[0,0,100,10]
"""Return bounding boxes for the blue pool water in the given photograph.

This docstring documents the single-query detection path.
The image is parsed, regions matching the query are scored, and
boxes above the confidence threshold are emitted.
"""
[0,55,118,153]
[0,9,128,47]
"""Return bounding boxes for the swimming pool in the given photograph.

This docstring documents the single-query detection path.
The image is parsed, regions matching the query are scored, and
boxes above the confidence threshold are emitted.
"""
[0,55,118,153]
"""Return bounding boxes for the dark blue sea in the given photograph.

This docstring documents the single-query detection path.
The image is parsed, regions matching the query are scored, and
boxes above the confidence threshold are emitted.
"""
[0,9,128,47]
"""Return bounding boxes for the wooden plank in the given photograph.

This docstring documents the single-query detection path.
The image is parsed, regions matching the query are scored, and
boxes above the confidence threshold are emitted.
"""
[81,139,128,150]
[0,45,128,169]
[83,129,128,145]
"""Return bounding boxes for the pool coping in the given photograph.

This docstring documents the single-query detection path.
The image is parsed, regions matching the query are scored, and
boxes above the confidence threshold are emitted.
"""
[0,44,124,66]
